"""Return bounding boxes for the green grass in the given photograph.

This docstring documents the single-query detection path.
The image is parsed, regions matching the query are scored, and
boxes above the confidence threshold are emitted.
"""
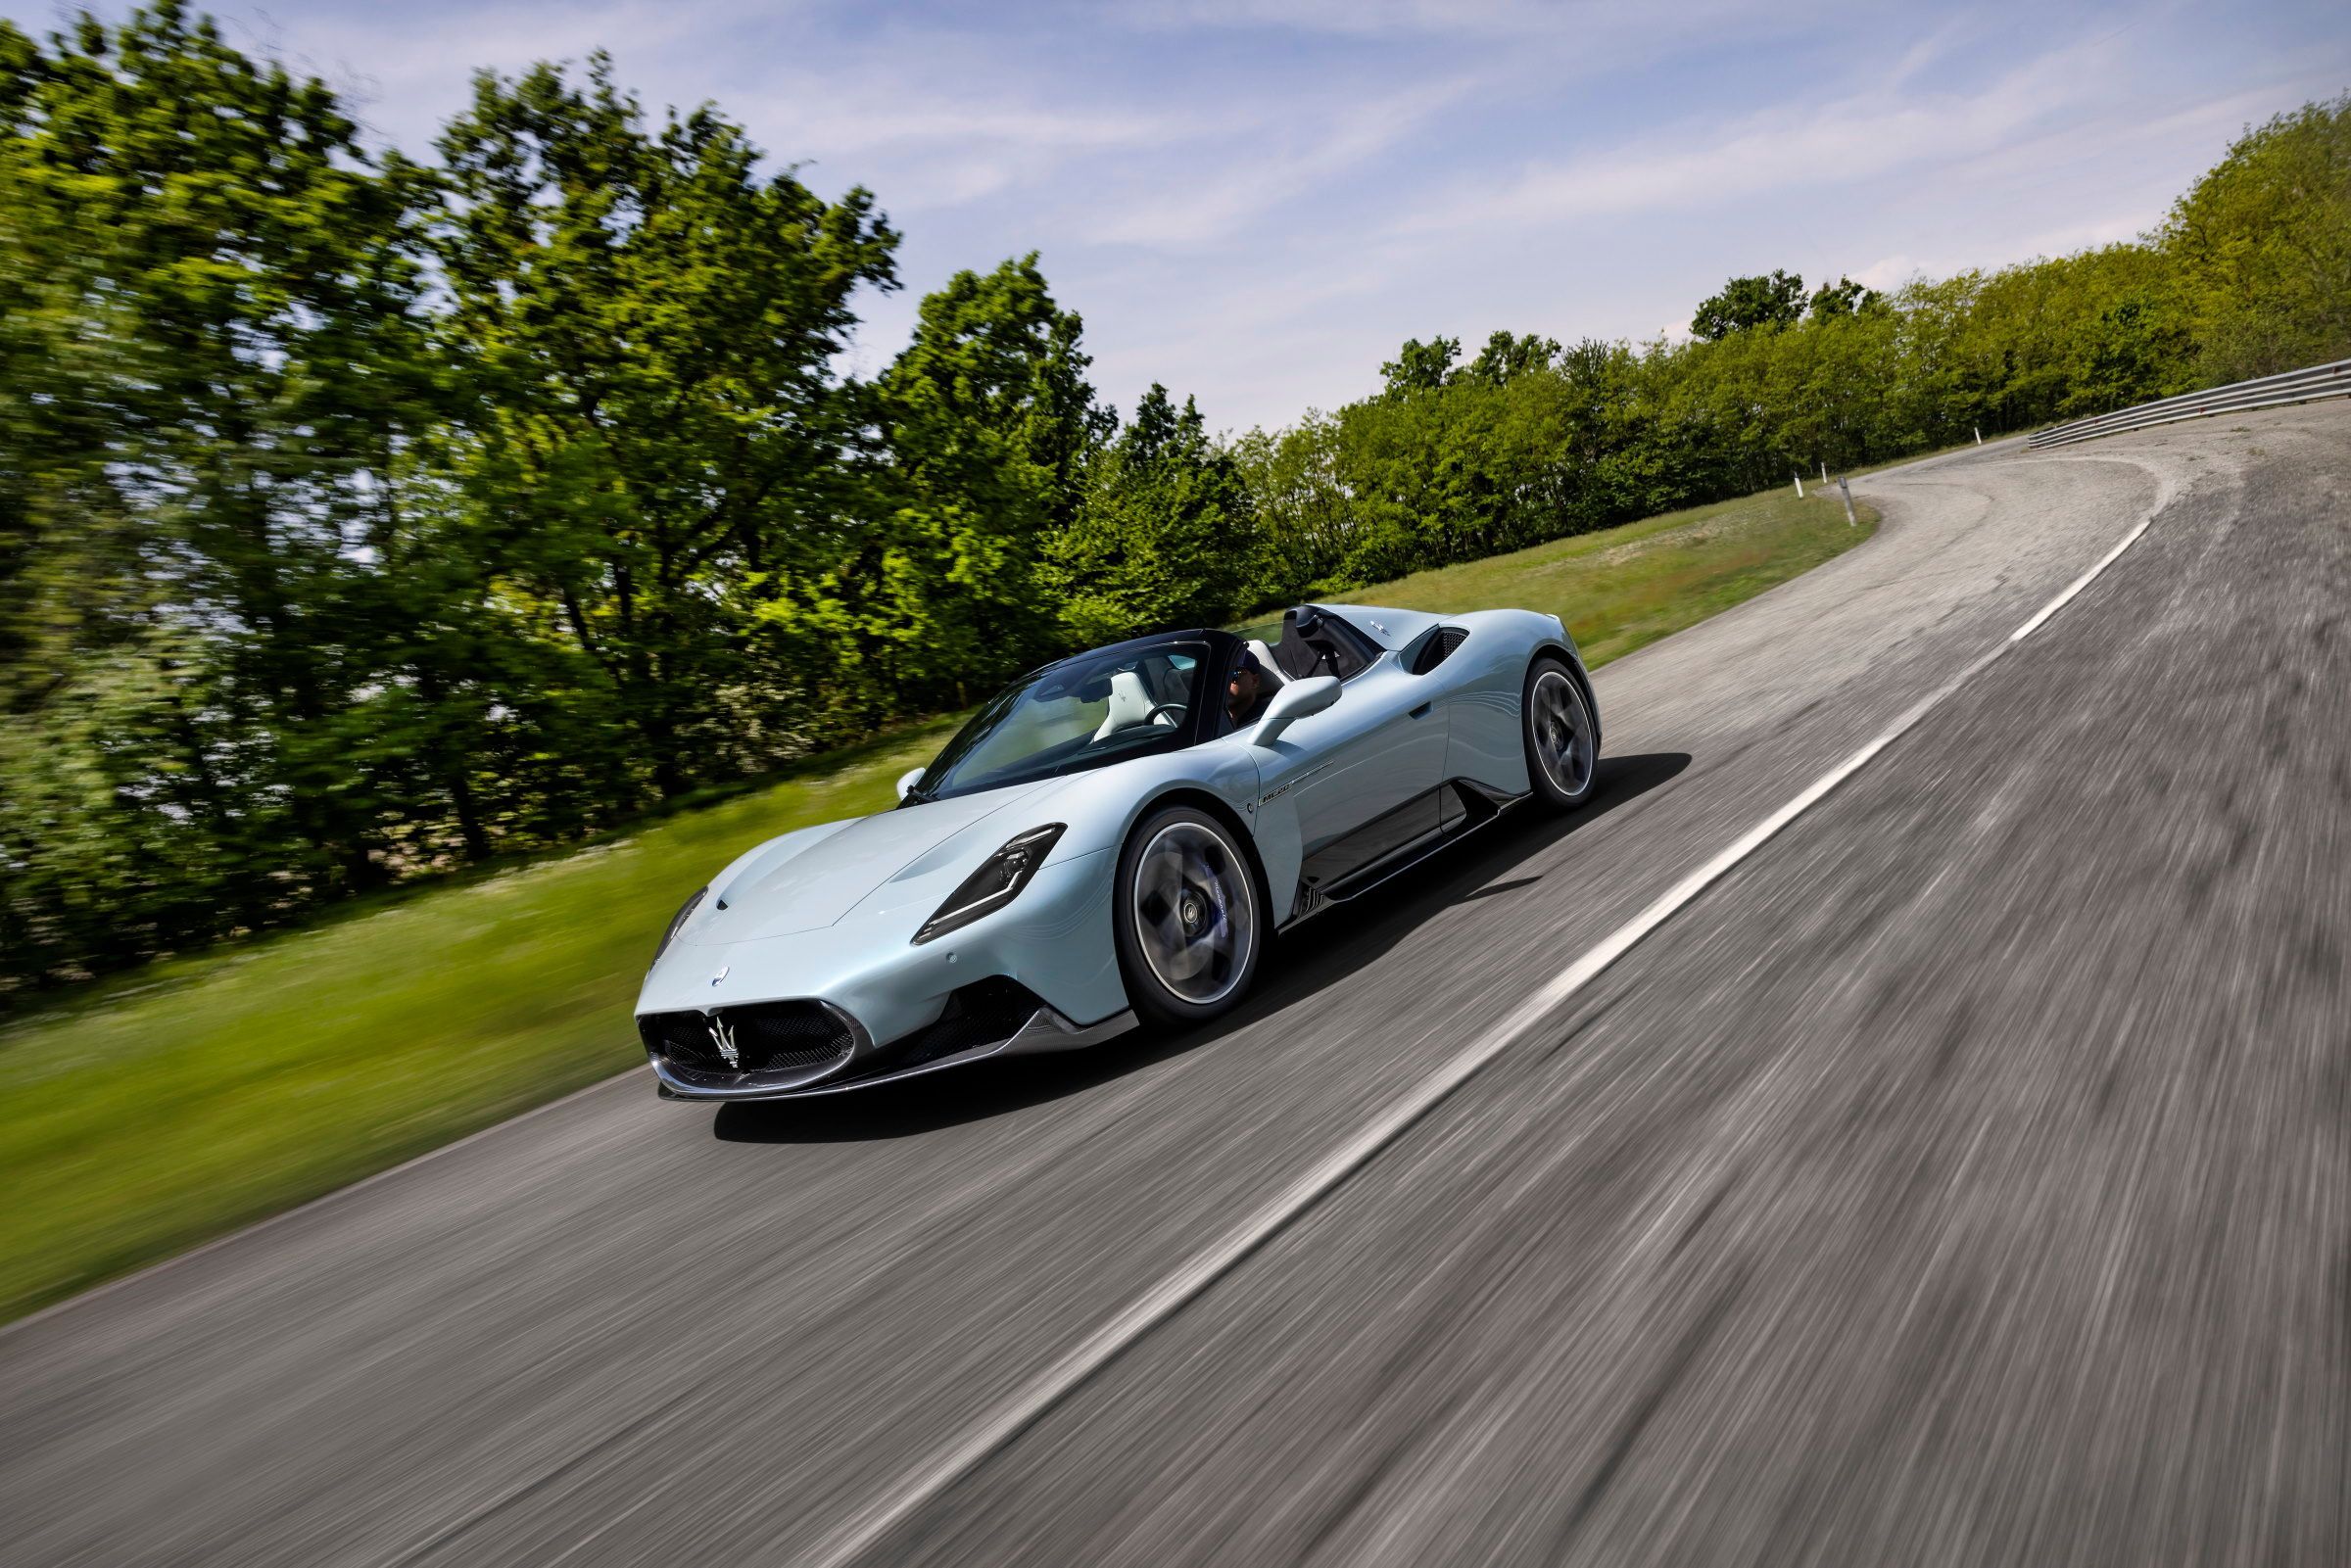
[0,483,1873,1322]
[0,718,960,1321]
[1241,483,1876,669]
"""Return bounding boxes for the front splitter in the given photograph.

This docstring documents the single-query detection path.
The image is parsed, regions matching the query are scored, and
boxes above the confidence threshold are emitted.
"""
[650,1006,1138,1102]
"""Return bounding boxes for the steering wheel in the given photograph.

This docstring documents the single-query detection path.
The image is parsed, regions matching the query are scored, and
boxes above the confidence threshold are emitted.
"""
[1143,701,1187,727]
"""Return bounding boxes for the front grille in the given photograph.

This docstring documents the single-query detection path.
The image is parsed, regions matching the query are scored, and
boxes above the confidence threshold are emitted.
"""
[641,1000,856,1076]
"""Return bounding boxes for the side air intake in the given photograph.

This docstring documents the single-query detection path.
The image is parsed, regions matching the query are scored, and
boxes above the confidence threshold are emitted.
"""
[1410,626,1469,675]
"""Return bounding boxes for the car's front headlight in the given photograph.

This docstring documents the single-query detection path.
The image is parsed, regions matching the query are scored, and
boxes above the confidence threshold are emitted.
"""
[912,825,1066,945]
[650,884,707,969]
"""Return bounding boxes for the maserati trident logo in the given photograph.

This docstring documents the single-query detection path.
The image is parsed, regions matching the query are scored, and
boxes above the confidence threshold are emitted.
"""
[706,1015,741,1069]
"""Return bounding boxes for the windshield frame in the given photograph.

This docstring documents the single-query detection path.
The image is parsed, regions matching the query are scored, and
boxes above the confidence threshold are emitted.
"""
[907,630,1239,804]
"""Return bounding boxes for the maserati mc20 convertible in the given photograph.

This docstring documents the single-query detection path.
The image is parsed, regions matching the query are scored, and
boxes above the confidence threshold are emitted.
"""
[637,604,1600,1100]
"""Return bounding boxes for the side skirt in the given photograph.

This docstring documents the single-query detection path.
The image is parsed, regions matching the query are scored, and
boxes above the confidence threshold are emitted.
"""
[1280,779,1527,928]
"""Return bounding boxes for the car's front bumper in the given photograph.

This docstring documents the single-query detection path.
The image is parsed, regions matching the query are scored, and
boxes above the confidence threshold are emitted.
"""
[634,849,1133,1101]
[648,1001,1136,1102]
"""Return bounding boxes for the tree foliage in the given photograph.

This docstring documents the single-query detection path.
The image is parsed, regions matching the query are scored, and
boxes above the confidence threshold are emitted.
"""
[0,2,438,983]
[2,6,2346,1001]
[1047,386,1253,645]
[2161,95,2351,380]
[815,254,1110,712]
[429,56,899,800]
[1379,335,1461,396]
[1691,268,1806,339]
[1805,275,1880,319]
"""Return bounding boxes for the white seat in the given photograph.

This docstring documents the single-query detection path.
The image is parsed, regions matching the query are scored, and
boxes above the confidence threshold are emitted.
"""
[1245,640,1282,689]
[1093,668,1176,740]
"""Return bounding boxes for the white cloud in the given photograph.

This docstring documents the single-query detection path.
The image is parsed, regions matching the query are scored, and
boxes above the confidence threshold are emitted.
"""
[1844,73,2343,288]
[1125,0,1599,38]
[244,0,744,148]
[744,80,1206,211]
[1124,0,1841,47]
[1086,76,1477,247]
[1395,36,2123,237]
[1849,254,1926,292]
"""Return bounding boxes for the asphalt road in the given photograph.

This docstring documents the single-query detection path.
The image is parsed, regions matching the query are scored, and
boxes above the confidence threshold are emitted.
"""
[4,403,2345,1567]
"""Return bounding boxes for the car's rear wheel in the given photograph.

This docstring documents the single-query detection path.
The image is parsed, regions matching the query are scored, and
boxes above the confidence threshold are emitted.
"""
[1114,804,1264,1029]
[1523,655,1600,809]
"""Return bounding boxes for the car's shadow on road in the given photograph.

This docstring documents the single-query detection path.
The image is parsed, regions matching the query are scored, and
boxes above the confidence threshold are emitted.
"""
[713,750,1692,1145]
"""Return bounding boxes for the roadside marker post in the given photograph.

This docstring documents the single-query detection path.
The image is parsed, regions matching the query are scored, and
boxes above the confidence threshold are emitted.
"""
[1837,476,1856,525]
[1795,474,1804,498]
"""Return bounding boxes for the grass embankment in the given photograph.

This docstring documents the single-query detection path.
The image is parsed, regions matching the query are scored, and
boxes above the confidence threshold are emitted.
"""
[1240,482,1873,666]
[0,483,1874,1322]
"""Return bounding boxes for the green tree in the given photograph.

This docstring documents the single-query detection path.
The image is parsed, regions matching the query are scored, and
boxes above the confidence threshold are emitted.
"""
[428,56,898,797]
[1463,330,1561,385]
[0,2,439,986]
[1048,386,1253,644]
[2161,94,2351,380]
[1805,276,1880,319]
[1691,269,1805,339]
[1380,335,1461,396]
[788,255,1111,716]
[1551,337,1680,521]
[1229,411,1354,604]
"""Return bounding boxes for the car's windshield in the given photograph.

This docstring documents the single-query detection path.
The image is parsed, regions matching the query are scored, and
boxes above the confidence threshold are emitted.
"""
[912,642,1208,802]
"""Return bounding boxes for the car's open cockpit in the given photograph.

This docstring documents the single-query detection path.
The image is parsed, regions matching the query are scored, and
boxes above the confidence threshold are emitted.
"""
[1085,655,1196,740]
[1211,605,1387,736]
[906,637,1217,802]
[904,610,1396,804]
[1270,605,1378,683]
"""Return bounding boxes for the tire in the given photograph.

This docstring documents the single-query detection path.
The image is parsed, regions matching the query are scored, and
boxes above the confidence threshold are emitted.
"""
[1522,654,1600,810]
[1113,803,1265,1030]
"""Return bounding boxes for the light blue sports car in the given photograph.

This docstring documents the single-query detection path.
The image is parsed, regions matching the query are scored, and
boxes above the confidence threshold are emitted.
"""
[636,603,1601,1100]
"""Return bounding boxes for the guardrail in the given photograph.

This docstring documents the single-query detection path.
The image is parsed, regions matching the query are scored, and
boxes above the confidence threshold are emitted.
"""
[2027,358,2351,450]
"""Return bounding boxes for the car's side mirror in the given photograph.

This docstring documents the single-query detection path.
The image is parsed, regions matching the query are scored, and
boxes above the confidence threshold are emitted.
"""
[1254,676,1340,746]
[896,767,927,802]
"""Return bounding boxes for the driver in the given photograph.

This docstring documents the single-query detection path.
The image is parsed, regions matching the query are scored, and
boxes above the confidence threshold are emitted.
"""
[1224,648,1273,730]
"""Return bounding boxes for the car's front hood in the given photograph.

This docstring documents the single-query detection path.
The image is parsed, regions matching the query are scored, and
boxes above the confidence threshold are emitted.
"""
[675,779,1057,943]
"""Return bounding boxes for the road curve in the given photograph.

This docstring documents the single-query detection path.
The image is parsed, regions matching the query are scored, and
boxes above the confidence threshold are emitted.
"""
[3,403,2345,1567]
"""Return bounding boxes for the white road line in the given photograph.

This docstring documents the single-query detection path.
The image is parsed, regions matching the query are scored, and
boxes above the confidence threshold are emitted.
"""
[798,504,2168,1568]
[2011,514,2153,641]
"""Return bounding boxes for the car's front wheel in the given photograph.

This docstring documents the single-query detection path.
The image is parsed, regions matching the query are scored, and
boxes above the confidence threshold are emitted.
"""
[1113,804,1264,1029]
[1523,655,1600,809]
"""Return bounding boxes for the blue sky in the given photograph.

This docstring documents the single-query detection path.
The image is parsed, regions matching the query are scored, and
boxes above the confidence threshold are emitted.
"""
[15,0,2347,431]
